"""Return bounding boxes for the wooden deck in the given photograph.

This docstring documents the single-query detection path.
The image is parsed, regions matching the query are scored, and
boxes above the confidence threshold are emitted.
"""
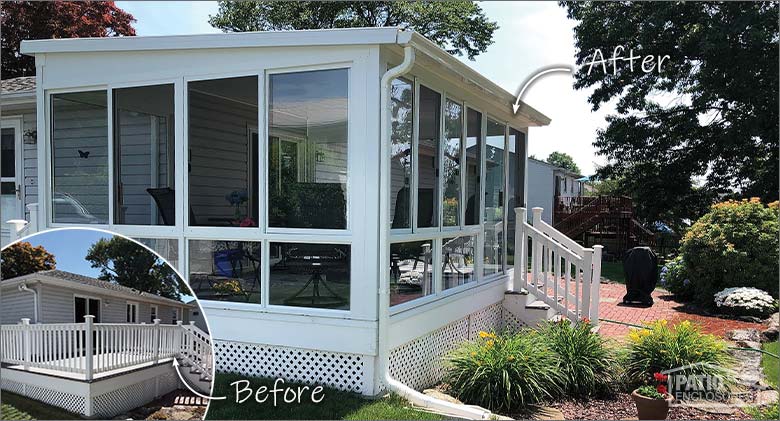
[3,353,174,381]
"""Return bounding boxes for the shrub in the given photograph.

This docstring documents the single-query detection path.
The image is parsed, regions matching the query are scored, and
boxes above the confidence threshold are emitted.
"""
[680,198,779,306]
[624,320,734,393]
[445,330,561,411]
[659,256,693,299]
[713,287,778,318]
[539,319,620,397]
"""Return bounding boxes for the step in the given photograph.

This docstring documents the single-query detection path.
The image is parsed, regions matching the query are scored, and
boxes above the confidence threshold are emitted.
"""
[504,288,529,296]
[525,300,550,310]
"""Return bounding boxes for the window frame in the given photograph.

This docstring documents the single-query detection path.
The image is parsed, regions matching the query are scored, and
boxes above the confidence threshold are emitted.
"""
[150,304,158,323]
[126,301,138,323]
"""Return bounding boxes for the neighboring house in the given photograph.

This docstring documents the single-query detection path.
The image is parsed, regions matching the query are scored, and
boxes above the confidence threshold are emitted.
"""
[186,298,208,331]
[0,269,193,325]
[1,77,37,247]
[10,28,604,417]
[526,157,584,224]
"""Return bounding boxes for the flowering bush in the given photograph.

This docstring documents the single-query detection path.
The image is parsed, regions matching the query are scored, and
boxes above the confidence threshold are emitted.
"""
[659,256,693,299]
[624,320,733,392]
[636,373,670,399]
[713,287,778,318]
[680,198,779,306]
[446,330,561,411]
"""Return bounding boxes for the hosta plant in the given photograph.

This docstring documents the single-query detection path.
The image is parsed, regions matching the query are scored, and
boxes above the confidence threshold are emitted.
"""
[445,330,561,411]
[713,287,777,319]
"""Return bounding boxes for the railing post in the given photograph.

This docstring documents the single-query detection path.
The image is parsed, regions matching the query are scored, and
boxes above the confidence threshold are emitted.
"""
[27,203,39,234]
[176,320,184,357]
[513,207,527,291]
[21,318,30,370]
[580,249,594,321]
[6,220,27,242]
[84,315,94,381]
[591,245,604,326]
[153,319,161,363]
[531,207,543,228]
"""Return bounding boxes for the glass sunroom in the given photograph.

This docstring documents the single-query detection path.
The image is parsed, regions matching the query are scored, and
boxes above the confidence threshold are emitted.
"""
[20,28,600,399]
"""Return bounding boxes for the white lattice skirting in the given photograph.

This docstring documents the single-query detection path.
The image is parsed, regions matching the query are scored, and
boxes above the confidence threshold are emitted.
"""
[214,340,368,394]
[0,363,182,418]
[389,302,525,391]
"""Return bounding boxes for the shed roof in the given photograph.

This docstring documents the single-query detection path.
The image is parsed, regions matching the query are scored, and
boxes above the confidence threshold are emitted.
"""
[2,270,192,308]
[20,27,550,127]
[1,76,35,95]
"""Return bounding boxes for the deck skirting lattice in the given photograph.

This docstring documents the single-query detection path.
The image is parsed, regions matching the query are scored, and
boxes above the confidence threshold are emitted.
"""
[1,378,87,415]
[389,302,515,391]
[214,340,367,394]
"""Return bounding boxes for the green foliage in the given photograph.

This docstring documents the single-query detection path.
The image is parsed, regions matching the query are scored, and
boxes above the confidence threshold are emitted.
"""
[761,341,779,389]
[209,1,498,59]
[86,237,187,300]
[585,176,624,197]
[561,1,779,228]
[635,385,665,400]
[539,319,619,397]
[1,241,56,279]
[679,199,779,305]
[445,330,562,411]
[746,400,779,420]
[659,256,693,299]
[624,320,733,392]
[546,151,580,174]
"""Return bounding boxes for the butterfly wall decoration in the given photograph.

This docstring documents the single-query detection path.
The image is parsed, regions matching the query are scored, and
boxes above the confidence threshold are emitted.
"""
[78,150,90,159]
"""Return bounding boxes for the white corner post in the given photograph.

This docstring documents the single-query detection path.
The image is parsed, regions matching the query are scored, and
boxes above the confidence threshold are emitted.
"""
[6,219,28,242]
[580,248,594,321]
[21,318,31,370]
[531,207,543,227]
[153,319,162,363]
[513,207,527,291]
[591,245,603,326]
[84,315,94,381]
[27,202,39,233]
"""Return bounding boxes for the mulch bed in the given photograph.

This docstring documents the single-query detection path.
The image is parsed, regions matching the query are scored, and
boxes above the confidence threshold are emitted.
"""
[545,393,753,420]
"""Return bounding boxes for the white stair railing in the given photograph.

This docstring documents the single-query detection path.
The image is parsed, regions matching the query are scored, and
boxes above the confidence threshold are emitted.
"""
[513,207,603,325]
[0,316,212,381]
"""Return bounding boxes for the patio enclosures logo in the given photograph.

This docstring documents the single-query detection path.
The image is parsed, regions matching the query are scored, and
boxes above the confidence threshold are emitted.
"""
[661,362,743,404]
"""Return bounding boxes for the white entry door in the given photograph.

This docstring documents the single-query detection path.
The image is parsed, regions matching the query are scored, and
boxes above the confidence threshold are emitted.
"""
[1,119,24,247]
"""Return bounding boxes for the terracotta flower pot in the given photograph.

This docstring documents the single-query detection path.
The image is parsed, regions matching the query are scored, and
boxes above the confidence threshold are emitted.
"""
[631,389,674,420]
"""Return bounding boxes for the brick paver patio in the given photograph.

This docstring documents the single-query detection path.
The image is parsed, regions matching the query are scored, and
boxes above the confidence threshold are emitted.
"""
[597,282,765,339]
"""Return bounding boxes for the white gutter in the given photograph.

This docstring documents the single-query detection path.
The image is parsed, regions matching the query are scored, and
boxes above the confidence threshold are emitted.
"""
[377,35,492,420]
[18,283,38,323]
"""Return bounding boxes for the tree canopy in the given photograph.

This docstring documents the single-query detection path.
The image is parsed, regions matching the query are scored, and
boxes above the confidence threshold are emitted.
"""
[561,1,778,227]
[209,1,498,59]
[86,237,187,300]
[1,242,56,279]
[1,1,136,77]
[546,151,581,174]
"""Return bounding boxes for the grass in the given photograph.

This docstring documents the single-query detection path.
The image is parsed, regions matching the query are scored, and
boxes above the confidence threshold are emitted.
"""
[1,392,83,420]
[762,341,779,388]
[599,261,625,284]
[205,373,444,420]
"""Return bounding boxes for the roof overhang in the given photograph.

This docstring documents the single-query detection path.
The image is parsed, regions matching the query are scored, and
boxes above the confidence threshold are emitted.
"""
[21,27,550,128]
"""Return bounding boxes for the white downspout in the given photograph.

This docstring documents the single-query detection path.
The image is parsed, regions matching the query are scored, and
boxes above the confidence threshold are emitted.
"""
[377,40,492,420]
[18,283,38,323]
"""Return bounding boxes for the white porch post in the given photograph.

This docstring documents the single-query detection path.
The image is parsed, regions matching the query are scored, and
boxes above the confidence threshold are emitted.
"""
[580,249,594,321]
[591,245,603,326]
[21,318,31,370]
[176,320,184,357]
[153,319,161,363]
[84,315,94,381]
[27,203,39,234]
[513,207,527,291]
[7,220,27,242]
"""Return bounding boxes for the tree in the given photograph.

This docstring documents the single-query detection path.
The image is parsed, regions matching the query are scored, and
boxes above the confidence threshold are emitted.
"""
[546,151,581,174]
[1,1,136,77]
[85,237,187,300]
[561,2,778,227]
[209,1,498,60]
[1,242,56,279]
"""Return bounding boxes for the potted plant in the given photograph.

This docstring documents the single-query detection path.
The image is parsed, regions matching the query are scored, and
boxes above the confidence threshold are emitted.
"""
[631,372,674,420]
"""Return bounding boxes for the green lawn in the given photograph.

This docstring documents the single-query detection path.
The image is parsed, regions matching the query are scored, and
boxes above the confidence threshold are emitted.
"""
[1,392,83,420]
[205,373,443,420]
[762,341,779,388]
[600,261,625,284]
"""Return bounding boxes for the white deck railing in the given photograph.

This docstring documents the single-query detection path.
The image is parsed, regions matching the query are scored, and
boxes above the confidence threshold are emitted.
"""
[0,316,212,381]
[514,207,603,325]
[6,203,39,243]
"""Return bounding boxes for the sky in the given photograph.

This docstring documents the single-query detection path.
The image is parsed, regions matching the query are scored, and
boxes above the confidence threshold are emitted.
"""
[115,1,611,175]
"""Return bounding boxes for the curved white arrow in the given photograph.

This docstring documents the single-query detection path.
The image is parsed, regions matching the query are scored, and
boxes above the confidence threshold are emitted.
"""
[512,65,576,114]
[173,358,227,400]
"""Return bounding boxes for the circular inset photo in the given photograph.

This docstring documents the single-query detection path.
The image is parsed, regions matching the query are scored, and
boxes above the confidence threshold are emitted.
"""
[1,228,213,420]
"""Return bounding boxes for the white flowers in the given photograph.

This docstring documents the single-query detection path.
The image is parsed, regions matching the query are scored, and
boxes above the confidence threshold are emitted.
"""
[713,287,777,317]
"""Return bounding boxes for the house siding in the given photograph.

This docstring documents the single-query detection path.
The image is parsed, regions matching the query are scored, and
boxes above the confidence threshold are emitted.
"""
[0,286,36,324]
[0,105,39,219]
[527,160,555,224]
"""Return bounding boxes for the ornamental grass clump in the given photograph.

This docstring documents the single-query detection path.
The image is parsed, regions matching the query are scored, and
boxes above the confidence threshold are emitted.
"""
[445,330,561,411]
[624,320,734,393]
[539,318,620,397]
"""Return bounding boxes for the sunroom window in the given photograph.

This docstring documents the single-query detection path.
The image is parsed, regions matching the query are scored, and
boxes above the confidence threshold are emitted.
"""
[268,68,348,230]
[442,100,463,227]
[51,91,109,224]
[389,240,434,306]
[269,242,350,310]
[442,234,476,289]
[389,78,413,229]
[506,128,526,268]
[483,119,506,277]
[187,76,259,227]
[114,84,175,225]
[464,108,482,226]
[416,85,441,229]
[189,239,261,303]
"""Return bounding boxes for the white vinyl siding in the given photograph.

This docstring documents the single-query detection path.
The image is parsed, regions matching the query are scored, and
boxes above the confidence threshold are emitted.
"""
[0,286,36,324]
